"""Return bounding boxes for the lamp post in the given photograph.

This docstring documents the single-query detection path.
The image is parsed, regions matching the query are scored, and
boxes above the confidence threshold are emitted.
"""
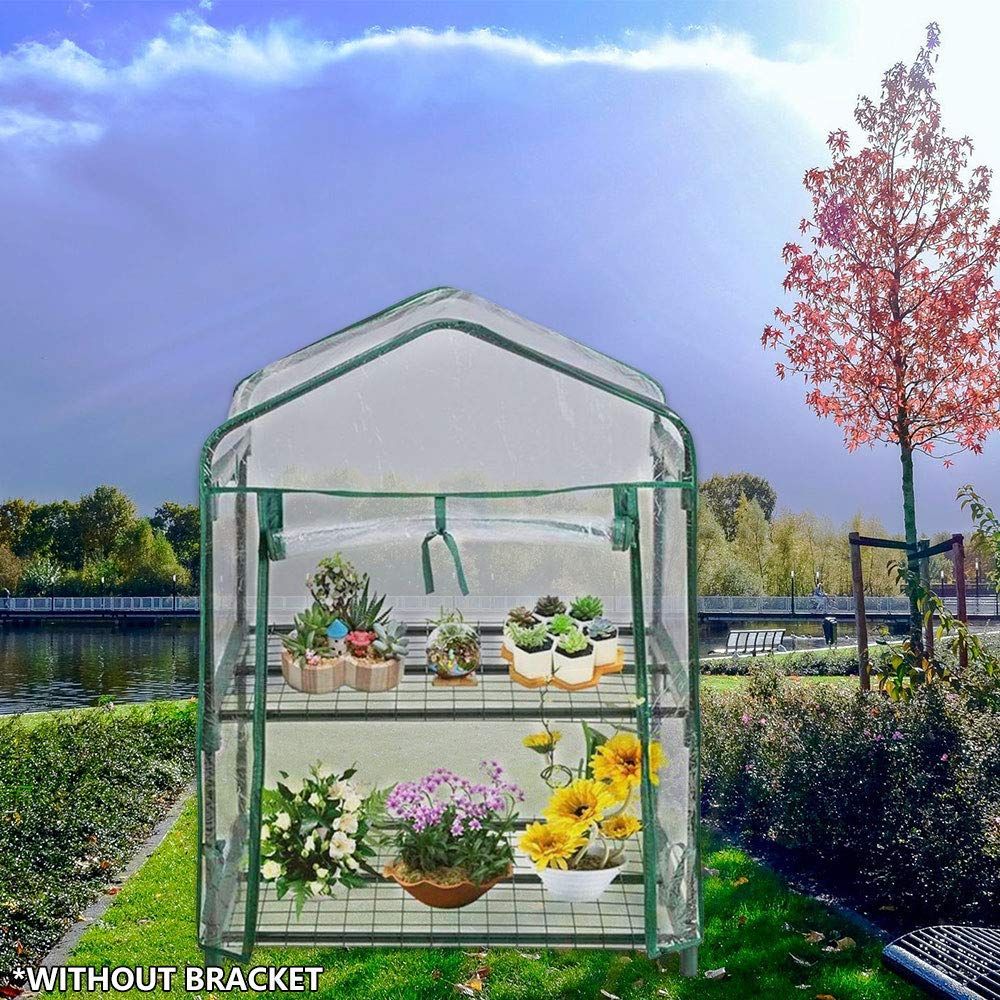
[101,576,105,617]
[940,569,946,609]
[172,574,178,613]
[790,569,796,615]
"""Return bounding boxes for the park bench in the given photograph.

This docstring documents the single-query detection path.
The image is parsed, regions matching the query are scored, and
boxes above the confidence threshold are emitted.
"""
[883,925,1000,999]
[724,628,786,656]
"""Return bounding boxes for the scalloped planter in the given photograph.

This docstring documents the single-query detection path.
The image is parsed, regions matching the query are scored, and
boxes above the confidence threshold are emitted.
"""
[384,863,511,909]
[345,655,402,692]
[281,650,345,694]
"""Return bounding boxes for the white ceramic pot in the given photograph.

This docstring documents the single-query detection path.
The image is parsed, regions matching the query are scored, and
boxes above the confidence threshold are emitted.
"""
[551,644,596,686]
[512,640,553,681]
[589,632,619,667]
[539,862,624,902]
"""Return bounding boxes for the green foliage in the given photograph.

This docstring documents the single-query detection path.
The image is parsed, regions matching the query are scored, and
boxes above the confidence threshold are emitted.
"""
[556,627,590,654]
[0,701,196,971]
[701,472,777,540]
[702,683,1000,923]
[427,619,480,669]
[534,594,566,617]
[0,543,22,592]
[701,645,888,677]
[149,501,200,584]
[343,577,391,632]
[308,553,364,618]
[78,485,139,562]
[372,620,410,660]
[508,621,550,651]
[569,594,603,621]
[585,616,617,641]
[281,602,334,660]
[702,555,762,596]
[111,520,190,596]
[19,554,62,595]
[547,612,575,636]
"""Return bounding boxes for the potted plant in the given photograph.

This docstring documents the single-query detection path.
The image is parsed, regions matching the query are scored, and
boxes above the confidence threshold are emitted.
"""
[519,729,663,902]
[533,595,566,623]
[503,605,539,652]
[260,764,375,913]
[507,621,553,683]
[552,626,595,686]
[280,603,346,694]
[585,616,619,668]
[426,610,481,686]
[569,594,604,625]
[307,553,364,619]
[342,580,403,692]
[383,762,523,908]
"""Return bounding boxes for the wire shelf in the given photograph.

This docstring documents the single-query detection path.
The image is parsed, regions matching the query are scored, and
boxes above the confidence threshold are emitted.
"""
[225,841,647,951]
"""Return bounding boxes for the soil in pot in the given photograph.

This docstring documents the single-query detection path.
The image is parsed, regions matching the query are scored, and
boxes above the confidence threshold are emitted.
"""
[384,862,511,909]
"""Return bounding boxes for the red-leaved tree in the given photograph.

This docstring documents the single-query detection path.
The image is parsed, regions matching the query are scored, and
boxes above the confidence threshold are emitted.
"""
[763,23,1000,644]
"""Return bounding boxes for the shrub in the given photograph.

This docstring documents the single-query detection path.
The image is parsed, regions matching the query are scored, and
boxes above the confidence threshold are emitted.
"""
[702,678,1000,923]
[0,701,196,970]
[700,645,892,677]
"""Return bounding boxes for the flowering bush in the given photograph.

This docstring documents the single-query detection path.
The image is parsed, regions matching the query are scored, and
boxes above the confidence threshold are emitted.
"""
[385,762,523,885]
[702,680,1000,922]
[260,765,374,913]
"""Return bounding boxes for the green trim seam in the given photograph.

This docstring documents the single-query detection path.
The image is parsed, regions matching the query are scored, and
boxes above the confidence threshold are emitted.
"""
[421,496,470,595]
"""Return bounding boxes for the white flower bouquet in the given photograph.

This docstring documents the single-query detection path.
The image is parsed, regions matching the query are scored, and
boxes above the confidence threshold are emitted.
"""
[260,764,374,913]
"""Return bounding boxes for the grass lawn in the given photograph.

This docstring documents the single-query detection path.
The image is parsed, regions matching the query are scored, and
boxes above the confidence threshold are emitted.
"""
[53,798,917,1000]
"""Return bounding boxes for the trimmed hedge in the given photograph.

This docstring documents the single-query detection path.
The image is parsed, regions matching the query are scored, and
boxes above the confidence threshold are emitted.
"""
[701,645,894,676]
[0,701,196,970]
[702,671,1000,923]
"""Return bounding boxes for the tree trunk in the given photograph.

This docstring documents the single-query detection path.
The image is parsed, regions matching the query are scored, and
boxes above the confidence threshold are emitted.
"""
[899,441,922,651]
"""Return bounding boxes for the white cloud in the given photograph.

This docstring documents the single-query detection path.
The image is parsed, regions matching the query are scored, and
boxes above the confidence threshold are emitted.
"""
[0,106,101,143]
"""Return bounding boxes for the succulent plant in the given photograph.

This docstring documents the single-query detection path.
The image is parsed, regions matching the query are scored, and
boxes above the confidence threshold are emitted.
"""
[281,602,333,661]
[430,607,467,628]
[506,605,538,628]
[534,595,566,617]
[586,616,617,641]
[427,620,481,674]
[556,627,590,655]
[372,621,410,661]
[547,612,575,636]
[308,553,364,618]
[508,621,551,652]
[344,578,391,632]
[569,595,604,621]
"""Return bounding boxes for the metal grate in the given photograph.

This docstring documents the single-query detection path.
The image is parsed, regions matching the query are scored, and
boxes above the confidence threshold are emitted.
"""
[225,842,648,951]
[883,926,1000,1000]
[217,633,688,723]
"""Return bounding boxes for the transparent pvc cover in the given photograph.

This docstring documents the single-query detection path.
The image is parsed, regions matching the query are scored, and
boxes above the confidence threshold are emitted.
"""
[198,290,700,962]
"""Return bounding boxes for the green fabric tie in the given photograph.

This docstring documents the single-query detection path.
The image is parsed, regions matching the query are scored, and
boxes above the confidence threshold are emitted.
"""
[421,495,469,595]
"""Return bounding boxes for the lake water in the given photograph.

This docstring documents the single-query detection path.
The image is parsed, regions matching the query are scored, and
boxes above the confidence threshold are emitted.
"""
[0,621,199,714]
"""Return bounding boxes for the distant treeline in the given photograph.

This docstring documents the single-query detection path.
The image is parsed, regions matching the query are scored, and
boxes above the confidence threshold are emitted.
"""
[0,487,198,596]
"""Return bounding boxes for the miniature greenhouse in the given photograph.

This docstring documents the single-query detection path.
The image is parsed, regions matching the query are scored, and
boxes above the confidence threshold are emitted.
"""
[197,287,701,972]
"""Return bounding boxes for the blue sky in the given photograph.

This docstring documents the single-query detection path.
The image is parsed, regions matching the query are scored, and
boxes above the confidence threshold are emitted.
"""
[1,0,997,533]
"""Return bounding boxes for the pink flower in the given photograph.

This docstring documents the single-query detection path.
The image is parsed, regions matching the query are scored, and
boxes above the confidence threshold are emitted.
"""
[741,714,751,725]
[940,753,949,761]
[892,731,904,741]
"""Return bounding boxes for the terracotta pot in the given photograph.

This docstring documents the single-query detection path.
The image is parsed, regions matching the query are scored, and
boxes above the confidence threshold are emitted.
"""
[281,649,345,694]
[384,863,511,909]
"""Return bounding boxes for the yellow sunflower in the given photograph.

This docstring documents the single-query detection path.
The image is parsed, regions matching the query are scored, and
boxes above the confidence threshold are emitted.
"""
[519,820,589,870]
[591,732,666,799]
[600,813,642,841]
[542,778,616,828]
[522,731,561,754]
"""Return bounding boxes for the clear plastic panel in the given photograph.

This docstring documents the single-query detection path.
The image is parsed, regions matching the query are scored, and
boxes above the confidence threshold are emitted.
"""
[230,288,665,418]
[214,328,680,494]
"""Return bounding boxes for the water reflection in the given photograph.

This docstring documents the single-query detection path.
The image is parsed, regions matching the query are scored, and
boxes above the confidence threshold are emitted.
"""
[0,622,198,714]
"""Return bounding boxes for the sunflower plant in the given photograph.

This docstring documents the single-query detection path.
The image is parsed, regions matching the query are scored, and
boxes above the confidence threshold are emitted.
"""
[519,726,663,872]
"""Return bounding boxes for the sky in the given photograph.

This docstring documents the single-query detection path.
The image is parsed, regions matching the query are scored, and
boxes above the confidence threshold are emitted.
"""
[0,0,998,534]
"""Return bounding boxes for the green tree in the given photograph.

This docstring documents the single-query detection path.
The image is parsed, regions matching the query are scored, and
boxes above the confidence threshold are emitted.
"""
[703,556,762,596]
[113,521,190,595]
[0,544,22,593]
[77,485,138,561]
[150,501,200,583]
[701,473,777,540]
[17,500,81,567]
[0,499,36,552]
[732,496,772,585]
[19,555,62,596]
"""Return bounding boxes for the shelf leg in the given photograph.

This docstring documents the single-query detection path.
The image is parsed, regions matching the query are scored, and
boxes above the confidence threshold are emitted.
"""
[202,945,226,969]
[679,946,698,978]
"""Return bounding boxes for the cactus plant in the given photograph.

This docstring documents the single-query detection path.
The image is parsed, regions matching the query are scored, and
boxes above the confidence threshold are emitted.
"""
[534,595,566,618]
[308,553,364,618]
[569,595,603,622]
[372,620,410,661]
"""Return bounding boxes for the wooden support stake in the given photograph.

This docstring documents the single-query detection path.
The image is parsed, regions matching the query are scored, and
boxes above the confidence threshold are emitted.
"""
[848,531,870,692]
[952,533,968,673]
